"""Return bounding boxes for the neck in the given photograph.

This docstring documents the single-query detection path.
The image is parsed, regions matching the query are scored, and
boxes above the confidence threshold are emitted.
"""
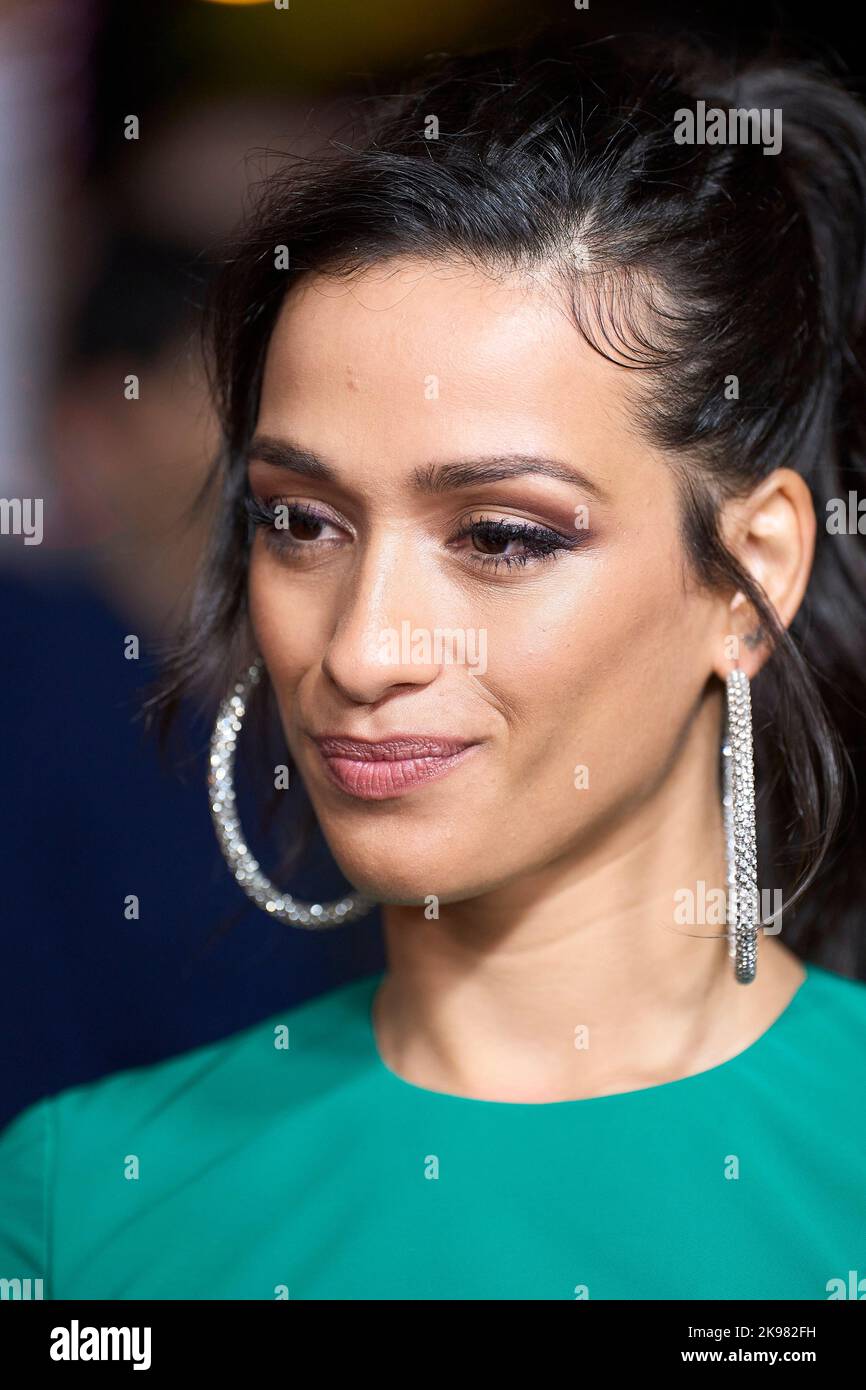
[373,717,805,1103]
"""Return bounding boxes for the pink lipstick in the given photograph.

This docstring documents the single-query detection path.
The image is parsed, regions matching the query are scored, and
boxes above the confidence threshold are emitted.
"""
[311,734,479,800]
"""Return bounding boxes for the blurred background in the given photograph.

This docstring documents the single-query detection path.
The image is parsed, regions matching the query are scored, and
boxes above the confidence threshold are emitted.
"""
[0,0,862,1124]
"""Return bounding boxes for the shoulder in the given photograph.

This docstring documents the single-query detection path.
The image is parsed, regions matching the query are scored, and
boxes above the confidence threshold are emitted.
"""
[781,962,866,1094]
[1,970,379,1146]
[0,972,380,1293]
[801,961,866,1029]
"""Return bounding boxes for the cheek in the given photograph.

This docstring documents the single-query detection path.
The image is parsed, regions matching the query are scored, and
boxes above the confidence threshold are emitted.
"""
[247,550,326,688]
[494,543,698,803]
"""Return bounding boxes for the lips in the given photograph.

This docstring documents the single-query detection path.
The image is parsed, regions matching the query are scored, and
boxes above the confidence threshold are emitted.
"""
[311,734,479,799]
[315,735,472,760]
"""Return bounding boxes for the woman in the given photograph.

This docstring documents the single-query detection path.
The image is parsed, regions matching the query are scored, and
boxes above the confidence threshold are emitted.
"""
[2,25,866,1301]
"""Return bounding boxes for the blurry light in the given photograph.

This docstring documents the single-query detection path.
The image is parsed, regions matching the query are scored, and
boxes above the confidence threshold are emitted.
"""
[197,2,272,7]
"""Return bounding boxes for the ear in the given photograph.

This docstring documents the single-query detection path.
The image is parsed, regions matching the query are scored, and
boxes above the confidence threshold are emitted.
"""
[712,467,816,681]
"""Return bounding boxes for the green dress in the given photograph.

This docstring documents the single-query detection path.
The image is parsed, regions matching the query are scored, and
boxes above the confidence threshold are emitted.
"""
[1,961,865,1300]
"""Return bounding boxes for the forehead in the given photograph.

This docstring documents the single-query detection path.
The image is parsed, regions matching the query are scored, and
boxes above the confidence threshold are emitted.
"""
[260,257,627,410]
[254,257,664,509]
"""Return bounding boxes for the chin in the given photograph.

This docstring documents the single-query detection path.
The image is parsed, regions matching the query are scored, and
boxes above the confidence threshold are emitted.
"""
[325,833,491,907]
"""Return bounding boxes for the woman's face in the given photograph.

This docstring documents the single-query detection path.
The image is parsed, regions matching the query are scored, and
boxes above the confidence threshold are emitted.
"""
[247,257,723,904]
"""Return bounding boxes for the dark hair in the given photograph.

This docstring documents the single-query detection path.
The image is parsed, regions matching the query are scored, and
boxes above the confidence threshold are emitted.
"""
[152,21,866,976]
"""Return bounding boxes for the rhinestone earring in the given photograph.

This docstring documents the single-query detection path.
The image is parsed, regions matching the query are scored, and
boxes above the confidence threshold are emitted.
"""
[208,658,377,928]
[722,668,758,983]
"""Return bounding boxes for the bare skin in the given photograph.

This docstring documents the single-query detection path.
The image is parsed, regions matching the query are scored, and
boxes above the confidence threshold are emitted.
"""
[247,256,813,1103]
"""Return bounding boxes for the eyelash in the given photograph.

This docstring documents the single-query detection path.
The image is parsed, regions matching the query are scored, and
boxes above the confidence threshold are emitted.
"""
[450,514,573,571]
[243,494,583,573]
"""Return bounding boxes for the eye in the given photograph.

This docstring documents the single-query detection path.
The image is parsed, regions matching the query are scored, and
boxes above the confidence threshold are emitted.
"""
[448,513,584,573]
[244,493,346,556]
[243,493,590,573]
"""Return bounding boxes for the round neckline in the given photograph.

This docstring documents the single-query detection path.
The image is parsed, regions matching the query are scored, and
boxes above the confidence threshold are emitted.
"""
[364,964,814,1109]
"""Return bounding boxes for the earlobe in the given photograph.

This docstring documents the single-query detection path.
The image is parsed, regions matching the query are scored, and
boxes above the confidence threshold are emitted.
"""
[742,622,767,652]
[714,598,767,682]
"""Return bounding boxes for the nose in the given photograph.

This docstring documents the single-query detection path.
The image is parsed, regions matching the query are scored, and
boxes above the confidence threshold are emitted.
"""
[320,525,446,706]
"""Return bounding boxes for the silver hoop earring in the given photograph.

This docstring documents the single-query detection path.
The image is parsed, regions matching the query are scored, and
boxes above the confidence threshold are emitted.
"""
[208,658,377,928]
[722,668,758,983]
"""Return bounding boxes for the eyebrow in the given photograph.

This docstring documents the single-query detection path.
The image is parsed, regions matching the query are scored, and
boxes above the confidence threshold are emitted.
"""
[246,434,609,503]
